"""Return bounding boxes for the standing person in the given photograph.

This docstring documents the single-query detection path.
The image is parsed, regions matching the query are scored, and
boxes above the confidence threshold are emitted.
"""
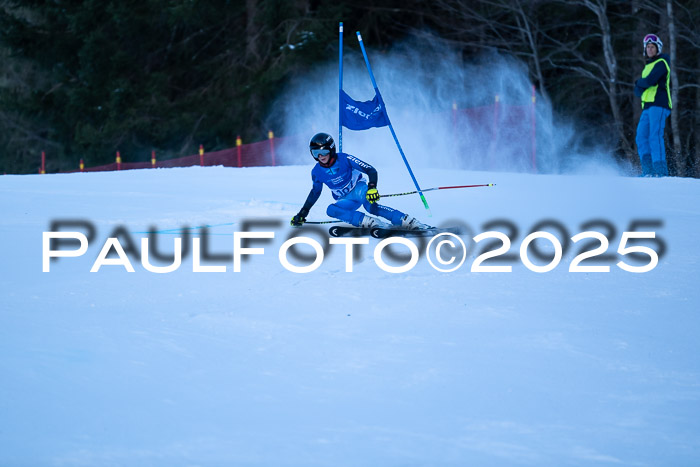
[634,34,672,177]
[290,132,431,230]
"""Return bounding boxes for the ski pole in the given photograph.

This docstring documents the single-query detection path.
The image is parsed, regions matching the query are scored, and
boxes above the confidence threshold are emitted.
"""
[381,184,495,198]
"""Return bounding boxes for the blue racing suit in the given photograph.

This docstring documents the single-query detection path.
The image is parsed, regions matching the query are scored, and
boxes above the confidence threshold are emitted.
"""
[300,152,405,226]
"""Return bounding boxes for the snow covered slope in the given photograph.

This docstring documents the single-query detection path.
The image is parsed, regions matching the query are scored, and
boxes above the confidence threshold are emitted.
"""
[1,166,699,466]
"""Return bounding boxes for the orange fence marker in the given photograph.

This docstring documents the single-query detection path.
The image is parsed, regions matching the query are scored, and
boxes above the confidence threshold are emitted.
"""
[79,159,84,172]
[236,136,242,168]
[40,151,46,174]
[199,144,204,166]
[268,131,276,167]
[116,151,122,171]
[151,150,157,168]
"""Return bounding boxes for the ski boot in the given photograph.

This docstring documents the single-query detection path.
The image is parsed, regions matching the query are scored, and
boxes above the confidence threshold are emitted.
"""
[400,214,433,230]
[360,215,392,229]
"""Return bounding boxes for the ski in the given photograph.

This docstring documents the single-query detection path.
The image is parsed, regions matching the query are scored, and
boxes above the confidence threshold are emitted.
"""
[370,226,463,238]
[328,225,373,237]
[329,225,463,238]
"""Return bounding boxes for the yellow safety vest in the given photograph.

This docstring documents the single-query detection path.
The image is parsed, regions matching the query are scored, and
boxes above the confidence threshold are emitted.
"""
[641,58,672,109]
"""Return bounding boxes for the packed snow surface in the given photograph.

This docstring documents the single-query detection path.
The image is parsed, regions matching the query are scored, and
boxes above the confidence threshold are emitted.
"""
[1,165,699,466]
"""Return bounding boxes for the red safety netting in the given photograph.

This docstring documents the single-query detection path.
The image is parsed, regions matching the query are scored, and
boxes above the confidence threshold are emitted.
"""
[58,101,536,174]
[63,136,303,173]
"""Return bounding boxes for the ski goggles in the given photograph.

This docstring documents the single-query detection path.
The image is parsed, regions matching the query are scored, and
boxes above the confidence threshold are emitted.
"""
[643,34,660,44]
[311,148,330,159]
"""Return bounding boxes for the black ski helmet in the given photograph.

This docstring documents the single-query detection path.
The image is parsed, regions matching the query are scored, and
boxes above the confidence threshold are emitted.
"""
[309,132,336,161]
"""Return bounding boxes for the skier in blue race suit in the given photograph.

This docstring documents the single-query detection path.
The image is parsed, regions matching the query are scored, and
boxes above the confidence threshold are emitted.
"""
[290,132,430,230]
[634,33,672,177]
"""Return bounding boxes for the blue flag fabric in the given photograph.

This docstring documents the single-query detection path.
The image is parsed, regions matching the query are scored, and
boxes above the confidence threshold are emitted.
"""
[339,89,390,130]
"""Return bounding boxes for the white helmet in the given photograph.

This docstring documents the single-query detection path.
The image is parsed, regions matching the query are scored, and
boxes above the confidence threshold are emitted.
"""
[643,34,663,56]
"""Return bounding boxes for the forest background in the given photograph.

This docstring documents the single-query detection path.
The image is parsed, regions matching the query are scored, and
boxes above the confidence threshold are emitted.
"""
[0,0,698,176]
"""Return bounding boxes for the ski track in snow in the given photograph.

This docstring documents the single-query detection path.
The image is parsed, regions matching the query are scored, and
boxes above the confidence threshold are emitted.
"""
[1,166,699,466]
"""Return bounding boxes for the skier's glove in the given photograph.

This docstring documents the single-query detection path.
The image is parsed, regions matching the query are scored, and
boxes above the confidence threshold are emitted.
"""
[366,185,380,204]
[290,208,309,227]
